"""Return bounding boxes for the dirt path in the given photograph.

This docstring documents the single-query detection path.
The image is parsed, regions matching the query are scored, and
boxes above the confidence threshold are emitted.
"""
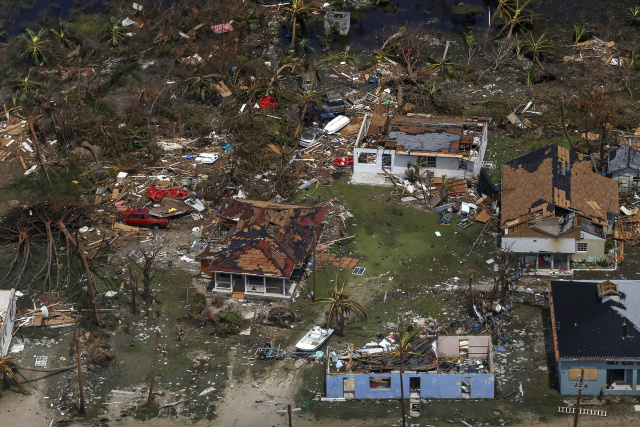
[213,358,306,427]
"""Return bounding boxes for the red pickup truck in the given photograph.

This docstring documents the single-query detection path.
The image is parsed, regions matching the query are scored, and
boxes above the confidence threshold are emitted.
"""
[116,208,169,230]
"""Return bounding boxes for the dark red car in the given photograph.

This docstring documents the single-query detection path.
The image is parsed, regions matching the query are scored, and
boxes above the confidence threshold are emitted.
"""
[116,208,169,230]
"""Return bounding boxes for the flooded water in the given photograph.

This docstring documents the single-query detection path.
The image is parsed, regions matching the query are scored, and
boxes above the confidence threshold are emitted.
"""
[288,0,492,51]
[0,0,102,37]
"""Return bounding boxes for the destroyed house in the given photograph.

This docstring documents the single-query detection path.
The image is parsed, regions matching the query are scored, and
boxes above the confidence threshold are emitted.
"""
[196,198,325,300]
[0,289,17,357]
[500,145,619,273]
[325,335,494,400]
[607,146,640,193]
[550,280,640,395]
[351,110,489,185]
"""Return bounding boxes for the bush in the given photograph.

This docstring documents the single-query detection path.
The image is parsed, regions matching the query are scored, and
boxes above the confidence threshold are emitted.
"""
[213,323,238,338]
[219,310,242,326]
[190,293,207,317]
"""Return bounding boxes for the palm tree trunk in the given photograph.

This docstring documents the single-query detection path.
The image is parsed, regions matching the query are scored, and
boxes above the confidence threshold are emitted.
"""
[290,15,297,48]
[400,355,406,427]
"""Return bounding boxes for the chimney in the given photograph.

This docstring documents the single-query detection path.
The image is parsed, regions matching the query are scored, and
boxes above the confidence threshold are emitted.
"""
[623,321,628,339]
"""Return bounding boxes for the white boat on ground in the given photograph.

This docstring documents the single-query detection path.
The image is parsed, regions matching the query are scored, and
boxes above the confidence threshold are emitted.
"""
[295,325,334,352]
[323,115,350,135]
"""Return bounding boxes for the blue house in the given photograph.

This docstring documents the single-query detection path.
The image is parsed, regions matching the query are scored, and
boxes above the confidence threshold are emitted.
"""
[550,280,640,395]
[325,335,494,399]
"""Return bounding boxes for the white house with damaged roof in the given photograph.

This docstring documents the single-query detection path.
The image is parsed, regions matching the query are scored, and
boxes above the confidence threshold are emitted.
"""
[500,145,619,274]
[350,108,490,185]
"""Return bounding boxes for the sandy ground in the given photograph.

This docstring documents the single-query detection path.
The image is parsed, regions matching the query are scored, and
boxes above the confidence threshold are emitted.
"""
[4,362,640,427]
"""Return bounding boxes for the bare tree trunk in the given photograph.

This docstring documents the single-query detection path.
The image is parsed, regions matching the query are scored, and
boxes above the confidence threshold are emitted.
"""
[58,221,104,326]
[399,356,406,427]
[28,121,54,192]
[147,329,160,407]
[561,96,576,151]
[290,15,297,48]
[74,325,86,415]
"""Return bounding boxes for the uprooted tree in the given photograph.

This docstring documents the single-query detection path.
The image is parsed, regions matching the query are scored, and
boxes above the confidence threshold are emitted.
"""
[0,201,104,325]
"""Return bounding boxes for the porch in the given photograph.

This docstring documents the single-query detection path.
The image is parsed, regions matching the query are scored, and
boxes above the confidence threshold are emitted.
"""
[520,253,572,276]
[200,272,295,301]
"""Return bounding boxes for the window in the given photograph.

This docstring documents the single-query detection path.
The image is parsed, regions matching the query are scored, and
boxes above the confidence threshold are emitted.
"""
[458,158,468,170]
[358,153,377,164]
[577,243,588,252]
[426,157,437,168]
[622,361,634,365]
[569,367,598,380]
[369,377,391,389]
[459,340,469,358]
[606,361,619,365]
[131,214,140,219]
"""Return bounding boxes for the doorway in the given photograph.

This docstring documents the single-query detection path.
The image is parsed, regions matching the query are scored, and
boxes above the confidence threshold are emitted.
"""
[461,377,471,399]
[409,377,420,398]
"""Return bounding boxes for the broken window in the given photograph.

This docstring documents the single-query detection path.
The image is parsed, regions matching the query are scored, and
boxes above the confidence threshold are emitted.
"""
[458,158,468,170]
[577,243,588,252]
[459,339,469,358]
[358,153,377,164]
[382,153,391,167]
[369,377,391,389]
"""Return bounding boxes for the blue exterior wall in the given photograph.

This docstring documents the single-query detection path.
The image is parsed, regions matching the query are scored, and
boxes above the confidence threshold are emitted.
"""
[326,373,494,399]
[557,360,640,395]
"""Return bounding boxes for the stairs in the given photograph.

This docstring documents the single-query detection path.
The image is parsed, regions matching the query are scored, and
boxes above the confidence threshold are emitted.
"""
[231,290,244,299]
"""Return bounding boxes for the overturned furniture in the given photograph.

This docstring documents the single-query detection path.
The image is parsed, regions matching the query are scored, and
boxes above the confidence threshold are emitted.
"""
[324,12,350,36]
[326,335,494,399]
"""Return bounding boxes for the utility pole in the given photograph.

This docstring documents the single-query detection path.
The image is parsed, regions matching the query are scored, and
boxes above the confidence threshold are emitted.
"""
[74,325,86,415]
[573,367,587,427]
[288,404,292,427]
[147,329,160,407]
[312,226,317,303]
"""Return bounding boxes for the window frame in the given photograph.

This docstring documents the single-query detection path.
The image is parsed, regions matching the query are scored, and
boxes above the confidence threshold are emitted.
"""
[577,242,588,252]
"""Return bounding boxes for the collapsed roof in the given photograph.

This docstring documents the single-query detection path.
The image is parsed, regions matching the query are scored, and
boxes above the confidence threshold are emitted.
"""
[501,145,619,229]
[360,111,489,156]
[196,198,326,279]
[550,280,640,360]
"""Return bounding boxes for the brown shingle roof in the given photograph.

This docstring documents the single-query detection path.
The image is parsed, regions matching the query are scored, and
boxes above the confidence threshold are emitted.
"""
[501,145,619,229]
[198,199,326,278]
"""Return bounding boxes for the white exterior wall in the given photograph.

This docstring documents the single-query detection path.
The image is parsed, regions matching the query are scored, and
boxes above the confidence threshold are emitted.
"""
[471,124,489,176]
[391,155,463,179]
[353,148,386,173]
[353,149,466,179]
[0,289,16,357]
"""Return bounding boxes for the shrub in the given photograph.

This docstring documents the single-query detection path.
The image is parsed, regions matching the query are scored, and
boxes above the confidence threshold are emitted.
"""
[219,310,242,326]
